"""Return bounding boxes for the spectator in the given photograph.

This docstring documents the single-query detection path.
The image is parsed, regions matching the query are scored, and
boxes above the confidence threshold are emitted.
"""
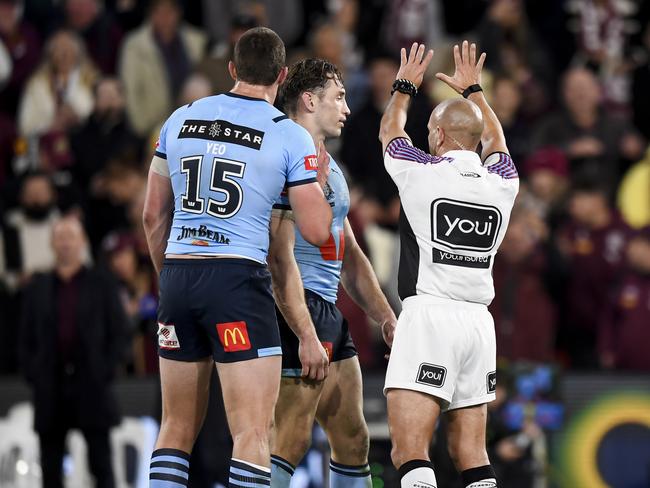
[309,21,366,113]
[119,0,206,136]
[84,158,145,253]
[631,20,650,141]
[556,178,632,368]
[0,0,41,116]
[533,66,644,184]
[197,13,257,95]
[521,146,570,230]
[599,227,650,370]
[380,0,445,55]
[17,29,97,138]
[490,205,557,363]
[58,0,123,74]
[477,0,553,117]
[491,75,530,165]
[70,76,141,191]
[0,112,17,189]
[18,216,126,488]
[565,0,640,109]
[1,172,60,292]
[101,230,157,375]
[617,146,650,229]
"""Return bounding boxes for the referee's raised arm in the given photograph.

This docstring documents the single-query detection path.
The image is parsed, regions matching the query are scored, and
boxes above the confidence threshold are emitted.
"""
[435,40,510,160]
[379,43,434,153]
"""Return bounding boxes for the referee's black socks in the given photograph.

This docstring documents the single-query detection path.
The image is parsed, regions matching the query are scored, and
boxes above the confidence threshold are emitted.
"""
[398,459,437,487]
[461,465,497,487]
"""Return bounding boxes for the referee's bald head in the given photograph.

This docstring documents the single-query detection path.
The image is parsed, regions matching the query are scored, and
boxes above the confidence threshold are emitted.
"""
[428,98,484,155]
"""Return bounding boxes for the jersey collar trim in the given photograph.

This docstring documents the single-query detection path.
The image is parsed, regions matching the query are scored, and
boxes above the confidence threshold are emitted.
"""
[225,92,269,103]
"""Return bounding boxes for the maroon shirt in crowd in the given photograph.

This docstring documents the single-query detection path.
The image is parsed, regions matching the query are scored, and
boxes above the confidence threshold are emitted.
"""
[600,272,650,370]
[490,249,557,363]
[560,214,632,333]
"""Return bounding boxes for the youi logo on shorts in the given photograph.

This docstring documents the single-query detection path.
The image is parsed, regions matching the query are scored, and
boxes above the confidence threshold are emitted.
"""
[431,198,502,252]
[416,363,446,388]
[158,323,180,350]
[487,371,497,393]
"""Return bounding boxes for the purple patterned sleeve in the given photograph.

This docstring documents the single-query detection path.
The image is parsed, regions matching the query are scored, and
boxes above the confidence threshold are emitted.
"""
[385,137,449,165]
[486,152,518,179]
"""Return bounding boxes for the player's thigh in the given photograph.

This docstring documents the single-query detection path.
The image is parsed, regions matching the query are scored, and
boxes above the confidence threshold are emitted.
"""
[446,403,489,470]
[217,356,282,433]
[159,356,213,429]
[315,357,367,446]
[386,388,441,466]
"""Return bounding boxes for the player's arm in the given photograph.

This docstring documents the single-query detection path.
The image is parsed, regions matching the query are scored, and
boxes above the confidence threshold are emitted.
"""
[268,211,329,381]
[436,40,509,159]
[143,156,174,275]
[340,218,397,347]
[288,147,332,246]
[379,43,434,152]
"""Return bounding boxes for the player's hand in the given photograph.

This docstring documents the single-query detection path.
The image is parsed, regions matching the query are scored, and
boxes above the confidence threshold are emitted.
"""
[396,42,434,89]
[299,334,329,381]
[435,40,486,95]
[316,141,330,190]
[380,316,397,348]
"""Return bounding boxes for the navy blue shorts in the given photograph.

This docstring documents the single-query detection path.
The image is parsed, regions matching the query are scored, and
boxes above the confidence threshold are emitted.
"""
[278,289,357,377]
[157,258,281,363]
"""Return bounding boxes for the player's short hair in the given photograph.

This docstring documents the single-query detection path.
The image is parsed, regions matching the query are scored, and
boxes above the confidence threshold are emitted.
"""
[280,58,343,115]
[233,27,285,86]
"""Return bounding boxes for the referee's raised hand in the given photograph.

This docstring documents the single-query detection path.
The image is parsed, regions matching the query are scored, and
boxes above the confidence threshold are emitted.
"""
[436,40,486,95]
[396,42,434,89]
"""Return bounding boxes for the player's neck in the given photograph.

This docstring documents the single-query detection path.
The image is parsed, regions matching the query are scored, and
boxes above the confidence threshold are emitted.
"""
[229,81,277,104]
[292,113,325,146]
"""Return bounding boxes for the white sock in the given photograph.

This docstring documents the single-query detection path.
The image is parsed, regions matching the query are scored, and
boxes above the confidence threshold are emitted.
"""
[399,460,437,488]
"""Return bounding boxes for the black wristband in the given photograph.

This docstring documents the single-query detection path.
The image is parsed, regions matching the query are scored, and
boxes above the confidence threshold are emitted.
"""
[462,84,483,98]
[391,79,417,97]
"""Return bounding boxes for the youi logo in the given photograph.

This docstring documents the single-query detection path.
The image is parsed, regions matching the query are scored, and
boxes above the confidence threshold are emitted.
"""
[431,198,502,252]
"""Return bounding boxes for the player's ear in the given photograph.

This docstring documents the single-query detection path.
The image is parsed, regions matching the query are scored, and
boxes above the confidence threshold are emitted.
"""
[276,66,289,86]
[437,126,445,150]
[300,91,316,113]
[228,61,237,81]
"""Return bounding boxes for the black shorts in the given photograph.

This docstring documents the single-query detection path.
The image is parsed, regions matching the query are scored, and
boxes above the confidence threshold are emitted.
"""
[278,289,357,377]
[157,258,280,363]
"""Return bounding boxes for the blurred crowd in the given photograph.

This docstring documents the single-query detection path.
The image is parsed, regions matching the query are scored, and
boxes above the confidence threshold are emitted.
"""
[1,0,650,384]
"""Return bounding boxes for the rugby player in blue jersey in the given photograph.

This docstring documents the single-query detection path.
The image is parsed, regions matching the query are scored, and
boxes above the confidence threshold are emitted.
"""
[267,58,398,488]
[142,28,332,488]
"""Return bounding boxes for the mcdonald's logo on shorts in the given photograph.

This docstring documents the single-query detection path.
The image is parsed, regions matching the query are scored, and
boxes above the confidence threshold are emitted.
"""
[217,321,252,352]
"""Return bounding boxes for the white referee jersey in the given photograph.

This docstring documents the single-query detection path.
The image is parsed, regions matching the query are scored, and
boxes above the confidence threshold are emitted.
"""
[384,137,519,305]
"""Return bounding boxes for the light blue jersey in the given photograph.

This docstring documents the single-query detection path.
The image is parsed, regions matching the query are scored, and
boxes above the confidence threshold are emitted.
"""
[274,157,350,303]
[156,93,318,263]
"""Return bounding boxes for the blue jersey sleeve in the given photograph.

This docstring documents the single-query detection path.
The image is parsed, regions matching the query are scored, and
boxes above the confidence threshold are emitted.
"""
[284,123,318,187]
[155,117,171,159]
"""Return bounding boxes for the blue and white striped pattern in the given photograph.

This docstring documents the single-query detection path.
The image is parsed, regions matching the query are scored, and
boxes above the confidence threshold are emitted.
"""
[329,460,372,487]
[486,152,518,179]
[271,455,295,476]
[149,448,190,487]
[270,455,295,487]
[386,138,450,165]
[229,458,271,487]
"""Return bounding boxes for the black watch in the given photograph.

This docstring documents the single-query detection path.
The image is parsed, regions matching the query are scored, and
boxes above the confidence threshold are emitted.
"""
[391,79,418,97]
[462,84,483,98]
